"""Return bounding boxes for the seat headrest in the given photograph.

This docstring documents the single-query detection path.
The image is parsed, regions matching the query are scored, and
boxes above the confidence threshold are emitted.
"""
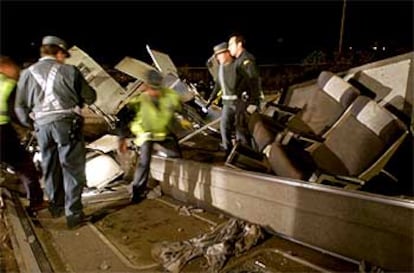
[317,71,360,106]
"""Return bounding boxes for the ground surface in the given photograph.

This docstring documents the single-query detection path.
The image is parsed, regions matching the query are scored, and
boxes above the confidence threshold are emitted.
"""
[0,206,20,273]
[0,183,359,273]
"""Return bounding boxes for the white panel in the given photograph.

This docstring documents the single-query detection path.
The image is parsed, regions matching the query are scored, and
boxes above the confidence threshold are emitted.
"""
[86,134,120,153]
[86,154,124,188]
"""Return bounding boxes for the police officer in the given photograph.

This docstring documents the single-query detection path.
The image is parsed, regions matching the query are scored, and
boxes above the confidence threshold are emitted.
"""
[0,56,45,213]
[228,34,264,146]
[227,34,263,106]
[117,69,191,203]
[205,42,242,158]
[15,35,97,229]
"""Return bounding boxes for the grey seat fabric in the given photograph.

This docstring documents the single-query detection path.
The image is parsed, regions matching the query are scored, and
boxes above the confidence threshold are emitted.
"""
[249,71,360,153]
[296,71,361,136]
[248,112,282,152]
[268,96,408,182]
[308,96,408,178]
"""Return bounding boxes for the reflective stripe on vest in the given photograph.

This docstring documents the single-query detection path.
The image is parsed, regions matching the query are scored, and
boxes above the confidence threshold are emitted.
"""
[222,95,238,100]
[134,131,167,146]
[0,74,16,125]
[218,64,227,97]
[29,64,65,119]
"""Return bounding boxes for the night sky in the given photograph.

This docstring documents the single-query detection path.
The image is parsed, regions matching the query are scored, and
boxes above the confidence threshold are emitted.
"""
[1,1,413,67]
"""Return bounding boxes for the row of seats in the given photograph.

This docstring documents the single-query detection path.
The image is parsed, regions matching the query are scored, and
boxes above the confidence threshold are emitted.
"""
[246,71,409,187]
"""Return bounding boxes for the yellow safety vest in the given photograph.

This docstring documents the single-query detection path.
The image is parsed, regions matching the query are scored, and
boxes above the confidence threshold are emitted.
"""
[129,87,181,146]
[0,74,16,125]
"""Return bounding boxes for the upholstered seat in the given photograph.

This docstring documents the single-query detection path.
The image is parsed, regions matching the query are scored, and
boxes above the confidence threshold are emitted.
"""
[249,71,360,153]
[267,96,409,185]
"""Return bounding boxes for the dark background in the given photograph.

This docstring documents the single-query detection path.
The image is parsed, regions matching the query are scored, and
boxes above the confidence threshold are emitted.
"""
[1,0,413,67]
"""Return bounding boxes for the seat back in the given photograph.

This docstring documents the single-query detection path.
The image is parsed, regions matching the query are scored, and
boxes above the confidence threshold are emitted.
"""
[292,71,360,136]
[249,71,360,153]
[308,96,408,179]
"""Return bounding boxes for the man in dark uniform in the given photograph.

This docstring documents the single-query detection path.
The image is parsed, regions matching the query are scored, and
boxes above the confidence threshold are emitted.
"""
[228,34,263,146]
[0,56,45,213]
[15,35,97,229]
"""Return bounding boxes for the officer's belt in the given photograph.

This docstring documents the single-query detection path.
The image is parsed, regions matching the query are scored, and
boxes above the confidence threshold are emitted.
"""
[34,106,82,119]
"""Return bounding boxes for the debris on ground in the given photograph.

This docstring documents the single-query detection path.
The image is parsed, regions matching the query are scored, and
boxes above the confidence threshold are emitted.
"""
[151,218,264,273]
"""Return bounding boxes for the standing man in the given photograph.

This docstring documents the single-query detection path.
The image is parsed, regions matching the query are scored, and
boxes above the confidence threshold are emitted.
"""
[0,56,45,213]
[15,35,97,229]
[228,34,264,145]
[117,69,190,203]
[205,42,241,158]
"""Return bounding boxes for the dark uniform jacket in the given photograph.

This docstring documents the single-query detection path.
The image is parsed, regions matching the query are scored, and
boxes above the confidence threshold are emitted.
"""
[234,50,261,105]
[15,56,96,128]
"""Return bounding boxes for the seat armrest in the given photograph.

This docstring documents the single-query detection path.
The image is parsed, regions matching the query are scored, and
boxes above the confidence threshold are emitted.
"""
[265,102,301,114]
[277,129,325,146]
[311,173,365,190]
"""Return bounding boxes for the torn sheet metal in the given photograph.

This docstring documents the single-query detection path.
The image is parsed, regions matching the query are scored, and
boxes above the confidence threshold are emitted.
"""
[115,55,194,103]
[115,56,156,83]
[65,46,142,126]
[146,44,179,77]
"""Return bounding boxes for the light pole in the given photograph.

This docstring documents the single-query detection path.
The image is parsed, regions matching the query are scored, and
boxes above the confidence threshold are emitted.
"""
[338,0,347,56]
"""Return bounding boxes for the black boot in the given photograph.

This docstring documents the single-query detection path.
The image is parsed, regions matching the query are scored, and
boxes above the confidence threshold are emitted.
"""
[48,204,64,218]
[66,213,90,229]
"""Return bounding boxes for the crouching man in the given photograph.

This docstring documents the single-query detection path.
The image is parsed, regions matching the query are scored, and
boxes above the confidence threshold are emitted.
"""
[117,69,191,203]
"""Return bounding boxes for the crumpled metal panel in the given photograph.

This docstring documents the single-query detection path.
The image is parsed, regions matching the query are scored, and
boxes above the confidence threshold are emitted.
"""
[146,45,179,77]
[115,56,156,83]
[66,46,138,117]
[115,56,194,103]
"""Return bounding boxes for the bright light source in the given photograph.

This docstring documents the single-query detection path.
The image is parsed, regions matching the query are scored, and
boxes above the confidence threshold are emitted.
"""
[382,46,386,51]
[349,46,353,50]
[372,46,378,50]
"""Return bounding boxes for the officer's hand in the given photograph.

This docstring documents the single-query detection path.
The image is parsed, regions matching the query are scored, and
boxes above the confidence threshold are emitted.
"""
[180,119,193,130]
[118,138,129,154]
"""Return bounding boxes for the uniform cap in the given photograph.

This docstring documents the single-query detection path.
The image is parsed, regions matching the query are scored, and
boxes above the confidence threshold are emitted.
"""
[42,35,71,57]
[145,69,163,89]
[213,42,229,55]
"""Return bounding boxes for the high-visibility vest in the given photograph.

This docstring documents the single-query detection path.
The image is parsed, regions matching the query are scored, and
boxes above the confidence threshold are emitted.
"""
[128,87,181,146]
[0,74,17,125]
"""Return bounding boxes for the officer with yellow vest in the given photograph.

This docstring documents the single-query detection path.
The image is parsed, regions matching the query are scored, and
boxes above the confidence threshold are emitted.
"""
[0,56,45,212]
[117,69,191,203]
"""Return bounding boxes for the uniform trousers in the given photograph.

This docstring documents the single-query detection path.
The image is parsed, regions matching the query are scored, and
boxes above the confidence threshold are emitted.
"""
[35,116,86,219]
[221,101,250,156]
[131,135,181,198]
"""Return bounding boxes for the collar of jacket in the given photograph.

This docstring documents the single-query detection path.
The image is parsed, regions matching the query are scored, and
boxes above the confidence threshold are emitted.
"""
[39,56,57,62]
